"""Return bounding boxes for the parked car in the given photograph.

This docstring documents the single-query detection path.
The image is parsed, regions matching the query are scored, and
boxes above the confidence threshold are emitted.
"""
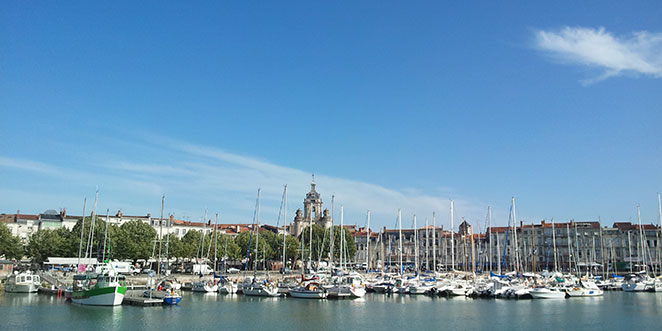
[227,267,240,274]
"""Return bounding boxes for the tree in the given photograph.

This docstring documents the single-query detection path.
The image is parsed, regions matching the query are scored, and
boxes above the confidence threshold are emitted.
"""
[180,230,203,259]
[26,227,71,263]
[113,220,157,260]
[300,224,329,261]
[212,234,241,261]
[69,216,111,259]
[0,223,24,260]
[163,233,183,259]
[235,231,274,263]
[327,226,357,261]
[273,234,299,266]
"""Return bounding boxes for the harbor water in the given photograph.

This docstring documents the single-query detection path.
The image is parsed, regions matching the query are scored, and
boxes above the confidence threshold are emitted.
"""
[1,291,662,330]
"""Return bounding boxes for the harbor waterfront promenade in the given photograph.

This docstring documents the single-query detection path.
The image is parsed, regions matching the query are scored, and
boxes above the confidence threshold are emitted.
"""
[2,290,662,330]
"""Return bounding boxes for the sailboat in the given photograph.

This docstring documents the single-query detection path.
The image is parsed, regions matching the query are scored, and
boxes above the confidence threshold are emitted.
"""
[289,281,329,299]
[70,192,128,306]
[242,189,280,297]
[622,205,655,292]
[144,196,183,304]
[192,210,219,293]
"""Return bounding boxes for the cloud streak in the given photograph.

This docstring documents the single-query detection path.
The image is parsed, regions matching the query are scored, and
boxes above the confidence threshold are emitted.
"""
[0,136,497,229]
[534,26,662,84]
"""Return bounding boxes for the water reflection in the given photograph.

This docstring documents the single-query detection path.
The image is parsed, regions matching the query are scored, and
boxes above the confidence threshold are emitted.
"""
[2,290,662,330]
[1,292,43,306]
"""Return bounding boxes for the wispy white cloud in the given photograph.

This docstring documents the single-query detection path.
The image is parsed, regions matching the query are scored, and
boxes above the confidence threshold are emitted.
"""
[0,137,498,229]
[0,156,62,175]
[534,26,662,84]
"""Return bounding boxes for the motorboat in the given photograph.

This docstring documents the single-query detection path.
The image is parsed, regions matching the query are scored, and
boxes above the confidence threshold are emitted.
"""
[242,279,280,297]
[529,287,566,299]
[191,279,219,293]
[71,266,127,306]
[289,282,328,299]
[215,276,238,294]
[566,281,603,297]
[622,274,650,292]
[4,271,41,293]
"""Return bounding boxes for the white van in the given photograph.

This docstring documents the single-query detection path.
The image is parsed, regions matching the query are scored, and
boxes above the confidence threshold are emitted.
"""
[96,261,139,275]
[192,264,213,275]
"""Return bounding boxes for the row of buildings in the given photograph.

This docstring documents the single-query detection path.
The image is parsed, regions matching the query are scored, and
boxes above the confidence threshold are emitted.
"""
[350,219,662,274]
[0,178,330,243]
[3,179,661,275]
[0,209,260,243]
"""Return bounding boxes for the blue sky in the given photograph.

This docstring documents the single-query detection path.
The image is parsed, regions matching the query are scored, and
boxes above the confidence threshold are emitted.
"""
[1,1,661,229]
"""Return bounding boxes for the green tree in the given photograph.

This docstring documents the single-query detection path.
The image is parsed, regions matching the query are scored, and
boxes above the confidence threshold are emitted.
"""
[300,224,330,261]
[69,216,111,258]
[271,233,299,266]
[26,227,71,263]
[212,234,241,261]
[325,226,357,261]
[180,230,203,259]
[0,223,24,260]
[235,231,274,262]
[163,233,183,259]
[113,220,157,260]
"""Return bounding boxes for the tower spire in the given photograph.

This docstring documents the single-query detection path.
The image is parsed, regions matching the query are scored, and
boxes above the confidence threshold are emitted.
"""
[311,174,316,191]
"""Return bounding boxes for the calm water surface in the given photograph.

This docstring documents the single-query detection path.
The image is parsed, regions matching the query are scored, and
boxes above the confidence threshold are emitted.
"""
[1,291,662,330]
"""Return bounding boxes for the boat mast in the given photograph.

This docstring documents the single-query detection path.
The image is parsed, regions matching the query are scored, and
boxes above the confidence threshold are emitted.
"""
[552,218,558,273]
[102,209,109,263]
[282,185,287,272]
[340,206,344,271]
[77,198,87,269]
[450,200,455,271]
[566,224,571,275]
[413,214,418,272]
[165,209,171,275]
[488,206,492,273]
[367,210,371,271]
[637,205,646,273]
[84,189,99,261]
[496,231,501,274]
[254,189,261,274]
[599,218,606,279]
[511,197,520,273]
[157,195,165,277]
[330,195,334,268]
[398,209,403,274]
[574,222,580,276]
[432,212,436,272]
[628,230,632,273]
[214,213,219,272]
[425,217,429,271]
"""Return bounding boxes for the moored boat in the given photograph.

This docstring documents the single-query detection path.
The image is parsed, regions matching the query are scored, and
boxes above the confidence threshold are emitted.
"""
[289,282,328,299]
[529,287,566,299]
[71,267,127,306]
[5,271,41,293]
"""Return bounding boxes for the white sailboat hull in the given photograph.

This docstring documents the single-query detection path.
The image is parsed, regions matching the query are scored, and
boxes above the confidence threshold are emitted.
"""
[622,282,647,292]
[192,283,219,293]
[289,289,328,299]
[72,288,125,306]
[530,289,566,299]
[243,285,280,297]
[218,283,238,294]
